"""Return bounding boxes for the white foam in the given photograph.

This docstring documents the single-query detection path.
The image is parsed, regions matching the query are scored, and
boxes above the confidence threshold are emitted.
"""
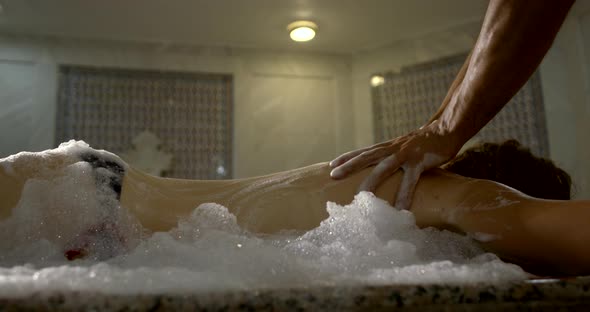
[0,143,530,297]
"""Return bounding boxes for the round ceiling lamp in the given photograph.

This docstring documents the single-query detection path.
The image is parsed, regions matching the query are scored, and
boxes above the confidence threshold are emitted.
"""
[287,21,318,42]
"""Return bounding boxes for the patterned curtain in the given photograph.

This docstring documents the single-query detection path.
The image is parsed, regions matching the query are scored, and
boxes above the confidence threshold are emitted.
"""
[372,53,549,156]
[56,66,233,179]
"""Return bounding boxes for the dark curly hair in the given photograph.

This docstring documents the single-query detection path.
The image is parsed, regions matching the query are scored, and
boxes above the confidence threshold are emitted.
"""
[443,140,572,200]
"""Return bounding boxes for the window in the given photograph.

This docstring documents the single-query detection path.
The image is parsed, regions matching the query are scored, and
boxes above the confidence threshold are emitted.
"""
[56,66,233,179]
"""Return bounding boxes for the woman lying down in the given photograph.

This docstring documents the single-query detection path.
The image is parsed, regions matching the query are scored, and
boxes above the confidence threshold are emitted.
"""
[0,139,585,278]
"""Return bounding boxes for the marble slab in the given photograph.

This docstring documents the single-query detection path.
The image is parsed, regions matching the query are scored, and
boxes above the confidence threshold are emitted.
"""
[1,277,590,311]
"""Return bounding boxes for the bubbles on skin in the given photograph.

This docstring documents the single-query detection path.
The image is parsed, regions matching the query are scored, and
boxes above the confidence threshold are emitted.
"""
[468,193,521,213]
[0,143,530,296]
[441,202,464,225]
[469,232,502,242]
[491,195,520,208]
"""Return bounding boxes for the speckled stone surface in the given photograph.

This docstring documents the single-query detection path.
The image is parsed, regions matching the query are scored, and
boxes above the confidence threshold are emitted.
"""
[1,278,590,311]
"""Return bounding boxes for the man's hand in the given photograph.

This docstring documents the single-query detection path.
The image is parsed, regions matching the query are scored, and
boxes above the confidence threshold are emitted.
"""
[329,121,463,211]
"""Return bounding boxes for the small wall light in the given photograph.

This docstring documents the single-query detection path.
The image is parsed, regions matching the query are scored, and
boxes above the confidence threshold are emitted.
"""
[287,21,318,42]
[370,75,385,87]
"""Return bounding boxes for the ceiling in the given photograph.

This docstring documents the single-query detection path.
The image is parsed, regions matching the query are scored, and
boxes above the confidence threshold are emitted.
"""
[0,0,490,54]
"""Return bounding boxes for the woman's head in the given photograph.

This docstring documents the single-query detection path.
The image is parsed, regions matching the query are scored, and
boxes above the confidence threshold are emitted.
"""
[443,140,572,200]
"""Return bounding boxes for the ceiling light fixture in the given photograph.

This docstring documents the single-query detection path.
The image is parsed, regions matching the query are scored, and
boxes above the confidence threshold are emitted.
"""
[287,21,318,42]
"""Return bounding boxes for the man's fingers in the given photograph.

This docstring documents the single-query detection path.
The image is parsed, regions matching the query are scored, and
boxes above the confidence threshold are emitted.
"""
[393,165,423,211]
[329,141,392,168]
[357,154,402,193]
[330,147,393,179]
[329,147,371,169]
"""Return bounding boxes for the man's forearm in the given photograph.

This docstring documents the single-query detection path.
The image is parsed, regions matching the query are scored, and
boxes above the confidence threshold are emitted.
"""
[438,0,574,143]
[428,51,472,124]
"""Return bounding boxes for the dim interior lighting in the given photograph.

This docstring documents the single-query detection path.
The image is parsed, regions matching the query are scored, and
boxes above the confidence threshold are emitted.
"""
[371,75,385,87]
[287,20,318,42]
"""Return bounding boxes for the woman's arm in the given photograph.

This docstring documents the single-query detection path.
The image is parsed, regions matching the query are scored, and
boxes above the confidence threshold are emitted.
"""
[419,176,590,276]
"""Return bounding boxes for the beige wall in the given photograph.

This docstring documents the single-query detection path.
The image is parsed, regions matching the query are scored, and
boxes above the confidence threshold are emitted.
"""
[233,50,354,177]
[539,6,590,199]
[0,35,354,178]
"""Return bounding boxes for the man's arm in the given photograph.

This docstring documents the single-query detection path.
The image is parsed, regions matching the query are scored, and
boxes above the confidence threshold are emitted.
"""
[330,0,575,211]
[427,51,472,124]
[439,0,575,144]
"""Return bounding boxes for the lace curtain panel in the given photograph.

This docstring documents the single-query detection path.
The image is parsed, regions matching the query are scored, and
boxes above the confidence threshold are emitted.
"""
[371,53,549,157]
[56,66,233,179]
